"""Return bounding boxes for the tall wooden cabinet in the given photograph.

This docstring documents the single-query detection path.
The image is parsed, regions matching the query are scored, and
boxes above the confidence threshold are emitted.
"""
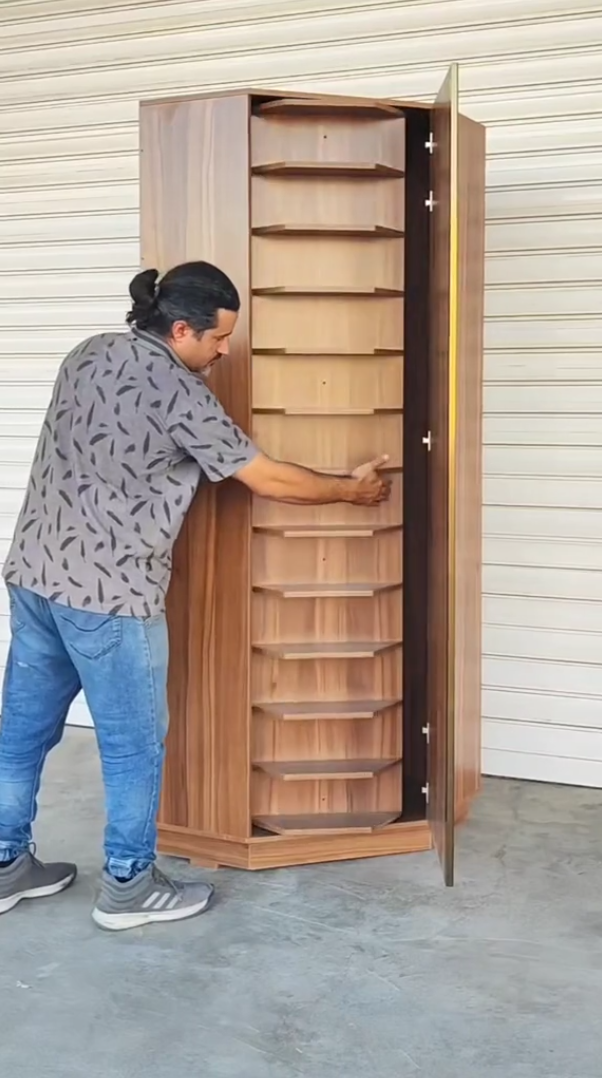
[139,66,485,883]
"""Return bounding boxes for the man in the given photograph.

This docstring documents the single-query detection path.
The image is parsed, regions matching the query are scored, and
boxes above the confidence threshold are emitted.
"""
[0,260,390,931]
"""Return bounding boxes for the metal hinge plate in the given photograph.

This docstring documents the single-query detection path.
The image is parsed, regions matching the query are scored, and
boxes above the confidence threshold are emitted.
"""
[425,190,436,212]
[422,430,432,452]
[422,723,431,744]
[425,133,435,154]
[422,783,430,804]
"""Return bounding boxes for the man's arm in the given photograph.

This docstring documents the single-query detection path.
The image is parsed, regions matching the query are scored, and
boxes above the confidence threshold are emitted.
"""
[233,453,390,506]
[163,376,390,506]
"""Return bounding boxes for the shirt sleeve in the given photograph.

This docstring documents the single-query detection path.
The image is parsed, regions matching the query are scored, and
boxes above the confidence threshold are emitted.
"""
[162,375,260,482]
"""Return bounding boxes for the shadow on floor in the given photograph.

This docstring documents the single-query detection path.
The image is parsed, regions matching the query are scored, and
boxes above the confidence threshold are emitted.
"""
[1,727,601,1077]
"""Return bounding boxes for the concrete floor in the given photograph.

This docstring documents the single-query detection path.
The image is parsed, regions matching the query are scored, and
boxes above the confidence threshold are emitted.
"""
[1,729,601,1078]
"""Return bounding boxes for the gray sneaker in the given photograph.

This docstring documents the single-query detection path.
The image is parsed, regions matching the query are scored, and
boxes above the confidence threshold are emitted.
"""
[0,851,77,915]
[92,864,215,931]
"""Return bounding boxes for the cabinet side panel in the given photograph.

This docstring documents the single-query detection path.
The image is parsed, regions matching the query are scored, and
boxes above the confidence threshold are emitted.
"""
[455,116,485,817]
[140,95,252,839]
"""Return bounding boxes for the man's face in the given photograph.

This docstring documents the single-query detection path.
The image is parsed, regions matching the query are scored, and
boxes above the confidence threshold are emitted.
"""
[168,309,238,374]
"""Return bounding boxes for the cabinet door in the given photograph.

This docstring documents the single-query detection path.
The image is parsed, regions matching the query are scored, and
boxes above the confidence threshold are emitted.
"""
[427,65,486,885]
[426,62,459,886]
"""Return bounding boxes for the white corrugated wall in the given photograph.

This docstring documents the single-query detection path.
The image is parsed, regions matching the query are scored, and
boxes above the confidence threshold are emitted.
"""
[1,0,601,780]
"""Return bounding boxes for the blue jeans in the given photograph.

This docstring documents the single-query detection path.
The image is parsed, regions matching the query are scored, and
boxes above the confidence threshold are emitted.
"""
[0,585,169,879]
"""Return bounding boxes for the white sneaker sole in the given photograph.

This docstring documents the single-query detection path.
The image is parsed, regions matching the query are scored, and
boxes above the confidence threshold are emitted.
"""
[0,872,77,915]
[91,891,214,932]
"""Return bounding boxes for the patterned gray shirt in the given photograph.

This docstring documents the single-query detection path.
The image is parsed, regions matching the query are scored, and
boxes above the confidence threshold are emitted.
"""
[3,329,258,617]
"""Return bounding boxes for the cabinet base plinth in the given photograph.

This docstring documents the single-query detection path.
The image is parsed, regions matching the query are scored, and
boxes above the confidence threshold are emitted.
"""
[158,819,432,870]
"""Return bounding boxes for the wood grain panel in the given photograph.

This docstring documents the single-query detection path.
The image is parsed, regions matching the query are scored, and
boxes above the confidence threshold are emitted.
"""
[247,819,429,869]
[454,114,485,819]
[140,93,253,841]
[158,817,431,871]
[252,648,402,702]
[251,114,405,170]
[146,87,419,114]
[252,174,405,231]
[427,66,456,884]
[252,236,404,291]
[252,412,402,471]
[252,354,403,411]
[252,530,402,584]
[252,295,404,353]
[252,712,401,759]
[251,591,402,644]
[252,765,402,817]
[426,78,485,878]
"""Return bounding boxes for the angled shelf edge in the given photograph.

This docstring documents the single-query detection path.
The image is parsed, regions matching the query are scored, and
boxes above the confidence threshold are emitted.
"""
[252,224,404,237]
[252,161,405,177]
[252,286,404,296]
[254,98,401,119]
[253,699,402,720]
[253,811,402,836]
[253,582,402,598]
[252,407,402,416]
[252,524,402,538]
[252,348,404,356]
[314,466,402,476]
[252,641,402,660]
[253,758,402,780]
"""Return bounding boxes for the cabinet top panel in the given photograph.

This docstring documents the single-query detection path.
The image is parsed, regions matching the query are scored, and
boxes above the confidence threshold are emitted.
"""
[140,86,431,113]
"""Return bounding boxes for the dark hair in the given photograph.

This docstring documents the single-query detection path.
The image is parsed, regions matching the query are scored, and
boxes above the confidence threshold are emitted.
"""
[126,261,240,336]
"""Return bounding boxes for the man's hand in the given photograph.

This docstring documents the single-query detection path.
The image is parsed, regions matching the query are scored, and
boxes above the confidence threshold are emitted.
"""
[234,451,391,506]
[348,455,391,505]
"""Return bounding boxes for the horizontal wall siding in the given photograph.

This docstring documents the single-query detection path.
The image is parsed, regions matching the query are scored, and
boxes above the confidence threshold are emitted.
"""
[0,0,601,777]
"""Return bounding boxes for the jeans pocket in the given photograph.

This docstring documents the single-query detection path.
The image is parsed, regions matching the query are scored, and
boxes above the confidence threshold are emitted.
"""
[56,610,123,660]
[7,588,26,636]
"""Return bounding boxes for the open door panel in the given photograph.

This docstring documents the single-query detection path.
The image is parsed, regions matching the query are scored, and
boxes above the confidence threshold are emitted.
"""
[453,114,485,824]
[427,66,486,885]
[427,63,459,886]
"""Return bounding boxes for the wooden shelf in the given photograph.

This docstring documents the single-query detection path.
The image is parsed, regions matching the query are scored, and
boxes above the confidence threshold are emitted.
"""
[253,406,402,416]
[252,161,404,178]
[253,524,401,538]
[316,466,402,476]
[253,641,401,660]
[253,348,403,356]
[253,224,404,237]
[253,758,401,781]
[252,286,404,296]
[253,699,401,720]
[254,811,401,835]
[253,582,401,599]
[254,98,400,119]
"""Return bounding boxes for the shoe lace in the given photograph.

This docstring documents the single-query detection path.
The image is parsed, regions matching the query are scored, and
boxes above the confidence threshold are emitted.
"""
[150,864,182,897]
[28,842,45,870]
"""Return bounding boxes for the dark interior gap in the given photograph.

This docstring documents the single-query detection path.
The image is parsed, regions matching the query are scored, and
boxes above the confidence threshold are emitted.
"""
[401,105,431,819]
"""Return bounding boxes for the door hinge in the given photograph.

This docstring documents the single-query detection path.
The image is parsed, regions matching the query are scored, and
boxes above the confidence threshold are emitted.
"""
[422,783,430,804]
[422,430,432,452]
[425,190,436,212]
[425,133,435,154]
[422,723,431,745]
